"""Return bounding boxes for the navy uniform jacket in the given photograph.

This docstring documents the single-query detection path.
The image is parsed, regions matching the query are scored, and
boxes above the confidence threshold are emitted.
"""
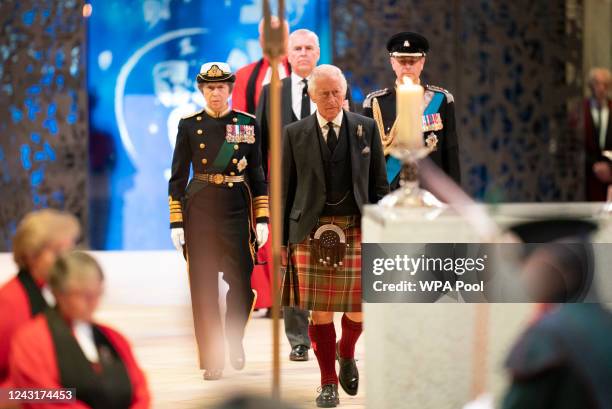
[362,85,461,190]
[503,304,612,409]
[168,107,269,228]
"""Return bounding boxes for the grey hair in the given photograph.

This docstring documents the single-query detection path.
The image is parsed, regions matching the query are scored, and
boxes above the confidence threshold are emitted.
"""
[308,64,347,95]
[589,67,611,86]
[288,28,319,48]
[49,251,104,293]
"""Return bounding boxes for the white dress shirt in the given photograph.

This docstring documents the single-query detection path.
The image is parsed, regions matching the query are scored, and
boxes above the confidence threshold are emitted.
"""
[291,72,316,119]
[591,99,610,150]
[316,110,343,142]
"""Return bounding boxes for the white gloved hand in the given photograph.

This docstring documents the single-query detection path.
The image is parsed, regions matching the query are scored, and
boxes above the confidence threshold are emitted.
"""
[256,223,269,247]
[170,228,185,252]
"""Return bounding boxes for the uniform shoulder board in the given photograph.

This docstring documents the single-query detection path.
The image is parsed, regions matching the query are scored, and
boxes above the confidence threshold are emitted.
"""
[362,88,390,108]
[181,109,204,120]
[233,109,256,120]
[426,85,454,104]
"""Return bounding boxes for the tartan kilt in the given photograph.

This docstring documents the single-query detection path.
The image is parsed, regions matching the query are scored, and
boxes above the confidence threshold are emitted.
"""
[282,216,362,312]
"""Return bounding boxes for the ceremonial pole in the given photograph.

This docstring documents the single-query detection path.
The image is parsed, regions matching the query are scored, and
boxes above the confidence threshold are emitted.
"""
[262,0,285,400]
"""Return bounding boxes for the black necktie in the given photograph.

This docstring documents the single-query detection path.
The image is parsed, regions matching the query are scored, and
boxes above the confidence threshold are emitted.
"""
[326,122,338,152]
[300,79,310,119]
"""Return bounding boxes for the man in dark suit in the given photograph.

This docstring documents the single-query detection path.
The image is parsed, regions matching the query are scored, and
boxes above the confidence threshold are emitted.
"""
[232,16,290,326]
[582,67,612,201]
[256,28,320,363]
[258,29,354,176]
[281,65,388,407]
[257,29,354,363]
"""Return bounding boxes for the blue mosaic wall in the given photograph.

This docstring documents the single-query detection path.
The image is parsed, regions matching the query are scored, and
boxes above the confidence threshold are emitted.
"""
[87,0,330,250]
[333,0,584,202]
[0,0,87,251]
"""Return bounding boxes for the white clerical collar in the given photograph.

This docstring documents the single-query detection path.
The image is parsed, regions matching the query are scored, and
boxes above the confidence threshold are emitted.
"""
[205,105,231,118]
[73,320,100,363]
[316,110,343,129]
[41,285,55,306]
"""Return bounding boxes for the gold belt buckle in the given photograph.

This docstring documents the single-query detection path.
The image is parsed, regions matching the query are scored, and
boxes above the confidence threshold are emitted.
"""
[212,174,224,185]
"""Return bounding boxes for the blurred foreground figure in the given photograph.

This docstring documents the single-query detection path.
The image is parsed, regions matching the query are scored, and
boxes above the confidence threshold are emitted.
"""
[503,219,612,409]
[9,251,150,409]
[168,62,269,380]
[0,209,79,386]
[503,303,612,409]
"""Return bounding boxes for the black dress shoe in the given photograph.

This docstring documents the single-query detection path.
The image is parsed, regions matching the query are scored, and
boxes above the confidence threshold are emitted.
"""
[289,344,309,361]
[203,369,223,380]
[229,342,245,370]
[316,384,339,408]
[336,342,359,396]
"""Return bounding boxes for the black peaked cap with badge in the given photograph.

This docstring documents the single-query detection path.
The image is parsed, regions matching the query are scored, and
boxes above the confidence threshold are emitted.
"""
[387,31,429,58]
[362,31,460,189]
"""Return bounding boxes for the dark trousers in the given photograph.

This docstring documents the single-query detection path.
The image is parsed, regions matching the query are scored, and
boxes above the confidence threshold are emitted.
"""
[284,306,311,348]
[184,185,255,370]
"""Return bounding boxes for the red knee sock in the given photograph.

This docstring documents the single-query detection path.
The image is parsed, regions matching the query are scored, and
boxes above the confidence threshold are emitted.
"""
[338,314,362,359]
[308,322,338,386]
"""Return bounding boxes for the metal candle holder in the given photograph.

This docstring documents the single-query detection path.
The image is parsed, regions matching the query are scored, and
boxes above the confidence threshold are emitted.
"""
[379,143,444,208]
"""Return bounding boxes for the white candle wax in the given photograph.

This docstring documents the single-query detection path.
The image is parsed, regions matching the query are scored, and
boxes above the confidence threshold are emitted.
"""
[396,76,424,150]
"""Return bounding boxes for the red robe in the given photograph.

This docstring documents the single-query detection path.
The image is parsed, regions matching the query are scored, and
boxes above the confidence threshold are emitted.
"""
[0,276,37,386]
[9,315,150,409]
[231,57,290,114]
[232,57,290,308]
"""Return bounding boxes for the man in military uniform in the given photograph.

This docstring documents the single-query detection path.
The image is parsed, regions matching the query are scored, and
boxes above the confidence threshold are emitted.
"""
[168,62,269,381]
[362,32,461,190]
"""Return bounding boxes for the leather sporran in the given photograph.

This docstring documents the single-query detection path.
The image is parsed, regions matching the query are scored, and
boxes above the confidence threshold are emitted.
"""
[311,223,347,268]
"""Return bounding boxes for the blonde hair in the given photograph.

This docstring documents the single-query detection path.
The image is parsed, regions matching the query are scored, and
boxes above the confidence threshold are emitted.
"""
[12,209,80,269]
[48,251,104,293]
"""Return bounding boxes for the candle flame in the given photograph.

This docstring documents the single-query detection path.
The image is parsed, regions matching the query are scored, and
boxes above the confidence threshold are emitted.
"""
[402,76,413,86]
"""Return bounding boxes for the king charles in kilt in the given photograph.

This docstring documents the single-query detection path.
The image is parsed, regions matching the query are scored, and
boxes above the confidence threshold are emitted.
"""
[281,64,389,407]
[168,62,269,381]
[362,32,461,190]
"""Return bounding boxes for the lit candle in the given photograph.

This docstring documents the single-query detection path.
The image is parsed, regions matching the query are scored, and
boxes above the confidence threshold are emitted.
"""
[396,76,424,150]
